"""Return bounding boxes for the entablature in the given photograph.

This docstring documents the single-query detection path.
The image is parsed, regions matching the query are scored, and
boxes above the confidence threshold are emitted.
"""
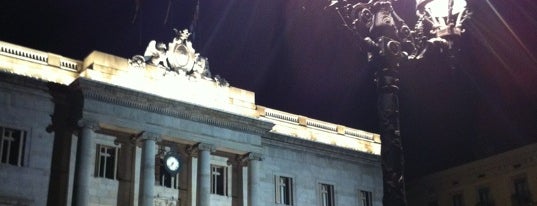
[0,40,382,156]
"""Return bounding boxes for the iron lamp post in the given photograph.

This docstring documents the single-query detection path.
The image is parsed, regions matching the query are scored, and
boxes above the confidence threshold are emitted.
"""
[327,0,470,205]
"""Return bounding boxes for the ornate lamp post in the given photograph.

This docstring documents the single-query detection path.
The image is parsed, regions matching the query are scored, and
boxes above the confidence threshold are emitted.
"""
[327,0,470,205]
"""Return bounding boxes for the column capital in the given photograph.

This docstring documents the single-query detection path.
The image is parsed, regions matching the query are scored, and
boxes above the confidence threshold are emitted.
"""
[77,119,100,130]
[138,131,162,142]
[245,152,263,161]
[197,143,216,152]
[186,142,216,156]
[235,152,263,166]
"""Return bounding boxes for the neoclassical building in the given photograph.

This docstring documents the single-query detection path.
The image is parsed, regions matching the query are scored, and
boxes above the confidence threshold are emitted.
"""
[0,40,382,206]
[407,143,537,206]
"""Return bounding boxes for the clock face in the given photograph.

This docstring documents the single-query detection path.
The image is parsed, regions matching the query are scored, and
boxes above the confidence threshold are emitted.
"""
[166,156,180,171]
[163,152,182,175]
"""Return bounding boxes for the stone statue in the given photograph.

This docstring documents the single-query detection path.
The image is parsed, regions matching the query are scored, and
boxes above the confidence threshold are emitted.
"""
[143,40,167,67]
[132,28,229,87]
[166,29,196,73]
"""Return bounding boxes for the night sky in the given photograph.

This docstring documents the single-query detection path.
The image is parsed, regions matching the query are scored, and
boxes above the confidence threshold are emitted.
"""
[1,0,536,180]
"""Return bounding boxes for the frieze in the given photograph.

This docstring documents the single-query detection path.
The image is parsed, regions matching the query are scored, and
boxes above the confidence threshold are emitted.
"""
[72,78,274,137]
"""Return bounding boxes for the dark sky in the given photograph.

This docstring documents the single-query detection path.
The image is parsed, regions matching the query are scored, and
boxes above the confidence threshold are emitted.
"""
[1,0,536,180]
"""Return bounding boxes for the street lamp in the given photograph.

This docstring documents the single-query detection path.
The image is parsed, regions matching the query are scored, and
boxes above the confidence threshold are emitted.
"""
[326,0,470,205]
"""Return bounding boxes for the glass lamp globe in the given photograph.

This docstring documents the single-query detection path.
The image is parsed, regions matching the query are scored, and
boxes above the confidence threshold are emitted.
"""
[416,0,468,38]
[416,0,467,17]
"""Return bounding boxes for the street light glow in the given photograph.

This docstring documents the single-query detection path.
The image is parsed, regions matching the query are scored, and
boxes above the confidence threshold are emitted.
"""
[417,0,467,17]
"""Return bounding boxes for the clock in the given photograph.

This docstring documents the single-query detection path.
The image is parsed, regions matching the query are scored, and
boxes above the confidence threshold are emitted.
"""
[163,152,182,175]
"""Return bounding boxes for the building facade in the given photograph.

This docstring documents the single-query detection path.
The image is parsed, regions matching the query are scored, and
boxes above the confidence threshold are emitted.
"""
[407,143,537,206]
[0,41,383,206]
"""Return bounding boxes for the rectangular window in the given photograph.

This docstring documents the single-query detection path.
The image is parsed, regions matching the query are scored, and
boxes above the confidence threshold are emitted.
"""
[514,177,530,196]
[360,190,372,206]
[211,165,227,195]
[320,184,334,206]
[275,176,293,205]
[0,126,26,167]
[477,187,492,204]
[452,193,464,206]
[512,177,532,205]
[95,144,118,179]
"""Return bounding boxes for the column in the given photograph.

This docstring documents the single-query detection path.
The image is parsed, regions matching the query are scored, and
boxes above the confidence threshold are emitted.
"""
[231,155,244,206]
[138,132,160,206]
[73,119,99,206]
[195,143,215,206]
[246,152,263,206]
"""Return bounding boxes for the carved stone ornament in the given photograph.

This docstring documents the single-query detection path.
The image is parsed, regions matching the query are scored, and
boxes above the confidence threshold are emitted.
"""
[128,55,146,69]
[134,28,230,86]
[235,152,264,166]
[139,131,162,142]
[167,30,196,73]
[197,143,216,153]
[246,152,264,161]
[186,142,216,156]
[77,119,100,131]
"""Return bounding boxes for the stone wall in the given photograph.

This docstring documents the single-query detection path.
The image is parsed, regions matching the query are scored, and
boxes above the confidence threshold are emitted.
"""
[0,41,383,206]
[0,73,55,206]
[407,143,537,206]
[260,134,383,206]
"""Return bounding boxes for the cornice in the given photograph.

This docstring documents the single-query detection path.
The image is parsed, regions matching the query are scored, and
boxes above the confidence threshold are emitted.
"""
[263,132,381,165]
[70,77,274,136]
[0,70,55,92]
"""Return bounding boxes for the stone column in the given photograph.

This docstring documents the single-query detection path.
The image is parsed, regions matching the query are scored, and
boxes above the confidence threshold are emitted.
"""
[231,155,244,206]
[73,119,99,206]
[138,132,160,206]
[195,143,215,206]
[246,152,263,206]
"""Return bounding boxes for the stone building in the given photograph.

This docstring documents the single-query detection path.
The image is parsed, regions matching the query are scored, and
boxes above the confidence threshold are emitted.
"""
[407,143,537,206]
[0,40,383,206]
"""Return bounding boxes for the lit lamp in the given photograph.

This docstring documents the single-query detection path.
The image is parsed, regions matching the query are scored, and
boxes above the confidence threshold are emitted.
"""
[417,0,470,45]
[326,0,469,205]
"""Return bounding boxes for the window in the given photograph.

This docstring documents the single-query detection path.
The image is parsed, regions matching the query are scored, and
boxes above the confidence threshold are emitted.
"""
[211,165,227,195]
[512,177,532,205]
[320,184,334,206]
[0,126,26,167]
[514,177,530,196]
[275,176,293,205]
[360,190,372,206]
[452,193,464,206]
[477,187,493,205]
[95,144,118,179]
